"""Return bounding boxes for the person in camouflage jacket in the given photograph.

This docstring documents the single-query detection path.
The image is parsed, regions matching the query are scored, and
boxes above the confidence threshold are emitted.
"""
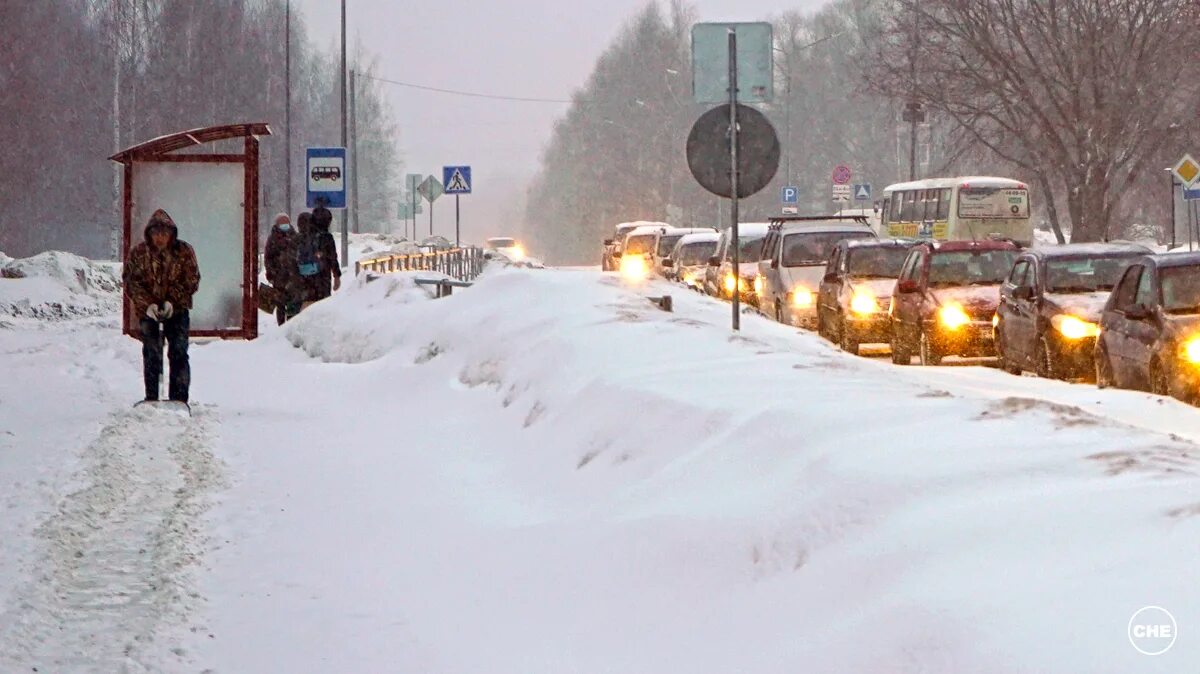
[123,209,201,403]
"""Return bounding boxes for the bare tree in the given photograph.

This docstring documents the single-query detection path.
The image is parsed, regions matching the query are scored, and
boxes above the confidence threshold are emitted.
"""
[869,0,1200,242]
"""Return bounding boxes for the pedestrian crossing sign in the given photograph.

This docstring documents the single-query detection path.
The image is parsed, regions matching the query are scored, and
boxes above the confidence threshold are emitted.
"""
[443,165,472,194]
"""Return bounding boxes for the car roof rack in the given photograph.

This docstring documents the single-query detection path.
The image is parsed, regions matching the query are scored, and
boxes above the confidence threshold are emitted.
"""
[767,214,870,226]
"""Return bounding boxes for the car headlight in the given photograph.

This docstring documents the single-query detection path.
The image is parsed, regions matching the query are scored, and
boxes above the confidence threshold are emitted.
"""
[724,273,737,293]
[510,244,526,260]
[683,272,696,285]
[938,303,970,330]
[850,291,879,316]
[753,275,764,296]
[1182,336,1200,364]
[1051,314,1100,340]
[792,287,814,308]
[992,313,999,328]
[620,254,647,280]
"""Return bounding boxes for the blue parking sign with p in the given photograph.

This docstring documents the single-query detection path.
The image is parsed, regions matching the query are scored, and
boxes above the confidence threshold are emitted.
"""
[782,186,799,204]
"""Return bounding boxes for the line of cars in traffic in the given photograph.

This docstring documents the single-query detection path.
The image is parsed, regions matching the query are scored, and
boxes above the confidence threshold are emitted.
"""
[601,196,1200,406]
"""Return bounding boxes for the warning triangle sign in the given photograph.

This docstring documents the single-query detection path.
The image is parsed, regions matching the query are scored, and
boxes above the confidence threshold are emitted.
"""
[854,184,870,200]
[446,168,470,193]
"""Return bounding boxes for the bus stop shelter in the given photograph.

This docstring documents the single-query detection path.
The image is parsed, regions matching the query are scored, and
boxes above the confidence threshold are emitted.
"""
[110,123,270,339]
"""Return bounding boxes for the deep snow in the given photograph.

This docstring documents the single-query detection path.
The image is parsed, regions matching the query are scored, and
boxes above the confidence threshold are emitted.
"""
[0,258,1198,672]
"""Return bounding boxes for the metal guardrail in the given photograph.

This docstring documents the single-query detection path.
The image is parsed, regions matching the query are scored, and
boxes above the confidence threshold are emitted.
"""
[355,246,486,282]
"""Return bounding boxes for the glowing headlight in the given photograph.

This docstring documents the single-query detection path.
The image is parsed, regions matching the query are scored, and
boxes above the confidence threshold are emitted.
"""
[850,291,879,316]
[1183,337,1200,364]
[1051,314,1100,340]
[724,273,737,293]
[753,275,764,296]
[792,287,814,308]
[510,244,526,260]
[683,272,696,285]
[992,313,999,328]
[620,254,647,280]
[938,303,970,330]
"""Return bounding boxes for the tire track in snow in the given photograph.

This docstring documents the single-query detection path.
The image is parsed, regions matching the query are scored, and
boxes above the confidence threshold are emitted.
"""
[0,405,223,673]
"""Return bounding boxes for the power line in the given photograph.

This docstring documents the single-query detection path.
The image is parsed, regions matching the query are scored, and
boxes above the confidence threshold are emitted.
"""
[359,73,575,104]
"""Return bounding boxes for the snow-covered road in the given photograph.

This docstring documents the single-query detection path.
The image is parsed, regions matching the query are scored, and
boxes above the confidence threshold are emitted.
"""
[1,266,1198,673]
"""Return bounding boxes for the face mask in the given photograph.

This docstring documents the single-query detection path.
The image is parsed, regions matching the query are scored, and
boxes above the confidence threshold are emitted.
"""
[279,223,291,231]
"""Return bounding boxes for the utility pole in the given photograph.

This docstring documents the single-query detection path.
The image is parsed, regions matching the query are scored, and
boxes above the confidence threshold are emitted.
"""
[350,69,360,234]
[285,0,292,214]
[340,0,348,266]
[905,0,922,182]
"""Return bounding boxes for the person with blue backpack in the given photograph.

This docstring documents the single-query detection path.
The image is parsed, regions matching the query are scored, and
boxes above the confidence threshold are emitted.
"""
[296,206,341,306]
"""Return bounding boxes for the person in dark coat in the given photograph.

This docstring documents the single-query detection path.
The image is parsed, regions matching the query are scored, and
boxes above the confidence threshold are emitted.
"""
[298,206,342,303]
[123,209,201,403]
[263,212,300,324]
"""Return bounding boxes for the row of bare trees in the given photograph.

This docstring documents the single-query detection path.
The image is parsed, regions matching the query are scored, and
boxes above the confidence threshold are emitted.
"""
[526,0,1200,263]
[0,0,402,259]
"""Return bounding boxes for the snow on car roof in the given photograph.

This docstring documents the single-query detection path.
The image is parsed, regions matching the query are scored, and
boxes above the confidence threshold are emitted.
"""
[625,224,669,238]
[1149,251,1200,268]
[844,237,918,249]
[930,239,1020,252]
[883,176,1027,192]
[616,220,668,230]
[660,227,718,235]
[676,232,720,245]
[777,222,876,235]
[722,222,772,237]
[1028,242,1151,258]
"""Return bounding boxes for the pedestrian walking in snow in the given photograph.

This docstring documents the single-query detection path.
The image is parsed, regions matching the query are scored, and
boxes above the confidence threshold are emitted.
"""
[297,205,341,307]
[264,212,301,325]
[123,209,201,404]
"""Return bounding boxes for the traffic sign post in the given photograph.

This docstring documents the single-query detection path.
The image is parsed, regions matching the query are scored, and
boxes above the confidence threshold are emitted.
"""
[443,166,472,246]
[832,184,851,203]
[307,147,347,270]
[406,173,423,240]
[691,23,773,104]
[853,183,872,201]
[417,175,443,237]
[832,165,852,186]
[781,185,799,204]
[1174,155,1200,187]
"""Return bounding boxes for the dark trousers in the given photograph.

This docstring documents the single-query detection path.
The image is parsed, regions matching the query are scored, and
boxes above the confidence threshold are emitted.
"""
[139,310,190,402]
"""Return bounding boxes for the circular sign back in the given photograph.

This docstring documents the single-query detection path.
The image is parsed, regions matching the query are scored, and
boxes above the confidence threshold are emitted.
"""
[686,104,780,199]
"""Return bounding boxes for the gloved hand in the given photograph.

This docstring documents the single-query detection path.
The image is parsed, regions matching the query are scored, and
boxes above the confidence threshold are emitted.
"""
[161,301,174,319]
[333,277,341,292]
[146,304,160,320]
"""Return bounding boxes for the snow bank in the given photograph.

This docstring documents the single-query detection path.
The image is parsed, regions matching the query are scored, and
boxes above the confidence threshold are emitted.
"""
[0,251,121,322]
[248,267,1200,673]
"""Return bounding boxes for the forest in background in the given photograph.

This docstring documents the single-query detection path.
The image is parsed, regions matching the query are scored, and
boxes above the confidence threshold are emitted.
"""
[0,0,401,260]
[525,0,1200,264]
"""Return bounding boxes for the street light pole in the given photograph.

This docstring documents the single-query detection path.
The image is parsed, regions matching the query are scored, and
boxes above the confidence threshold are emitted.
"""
[285,0,292,214]
[340,0,349,266]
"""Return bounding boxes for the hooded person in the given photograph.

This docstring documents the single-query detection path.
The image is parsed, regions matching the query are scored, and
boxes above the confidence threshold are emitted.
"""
[123,209,201,404]
[297,206,342,304]
[263,212,301,324]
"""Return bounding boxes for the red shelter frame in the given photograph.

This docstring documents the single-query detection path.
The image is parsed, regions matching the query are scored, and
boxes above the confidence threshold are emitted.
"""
[110,123,270,340]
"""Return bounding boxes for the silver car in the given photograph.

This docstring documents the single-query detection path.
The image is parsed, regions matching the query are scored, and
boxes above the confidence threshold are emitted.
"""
[756,218,877,327]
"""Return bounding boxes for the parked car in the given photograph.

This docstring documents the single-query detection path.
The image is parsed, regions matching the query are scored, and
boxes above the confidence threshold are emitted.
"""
[602,221,665,271]
[485,236,526,261]
[1095,252,1200,403]
[614,224,669,280]
[889,239,1021,365]
[756,218,877,328]
[663,232,720,289]
[651,227,717,277]
[816,238,919,353]
[995,243,1149,379]
[703,222,771,301]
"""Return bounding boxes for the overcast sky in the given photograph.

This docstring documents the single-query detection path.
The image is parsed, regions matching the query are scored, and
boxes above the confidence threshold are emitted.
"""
[294,0,830,236]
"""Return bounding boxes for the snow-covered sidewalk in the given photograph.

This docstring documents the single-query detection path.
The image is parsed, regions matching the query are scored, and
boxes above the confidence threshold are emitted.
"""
[1,267,1198,672]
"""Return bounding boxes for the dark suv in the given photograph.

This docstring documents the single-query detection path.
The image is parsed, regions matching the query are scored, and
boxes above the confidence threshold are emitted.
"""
[1095,252,1200,403]
[995,243,1148,379]
[890,239,1020,365]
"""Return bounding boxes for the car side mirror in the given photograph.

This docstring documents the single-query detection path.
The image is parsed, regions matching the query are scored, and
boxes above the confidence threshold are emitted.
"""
[708,256,720,267]
[1126,303,1150,320]
[897,279,919,294]
[1013,285,1035,301]
[603,239,614,246]
[823,272,838,284]
[662,258,674,267]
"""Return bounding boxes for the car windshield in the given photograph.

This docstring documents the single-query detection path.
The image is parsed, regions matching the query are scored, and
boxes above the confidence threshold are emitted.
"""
[624,234,656,256]
[656,235,684,257]
[1161,266,1200,314]
[846,246,911,278]
[678,240,717,266]
[1045,255,1140,293]
[927,250,1017,287]
[782,232,872,267]
[488,238,516,249]
[737,236,766,262]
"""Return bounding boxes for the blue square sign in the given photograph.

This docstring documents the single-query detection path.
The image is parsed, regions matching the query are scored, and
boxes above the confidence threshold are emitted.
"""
[443,166,472,194]
[781,186,799,204]
[306,147,346,208]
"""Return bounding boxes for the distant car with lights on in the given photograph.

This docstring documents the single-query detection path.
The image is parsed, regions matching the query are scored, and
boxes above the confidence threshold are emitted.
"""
[615,224,669,281]
[1095,252,1200,404]
[485,236,527,261]
[662,231,720,290]
[704,222,770,302]
[816,238,919,354]
[994,243,1149,379]
[603,221,666,271]
[651,227,717,278]
[755,217,877,328]
[889,239,1020,365]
